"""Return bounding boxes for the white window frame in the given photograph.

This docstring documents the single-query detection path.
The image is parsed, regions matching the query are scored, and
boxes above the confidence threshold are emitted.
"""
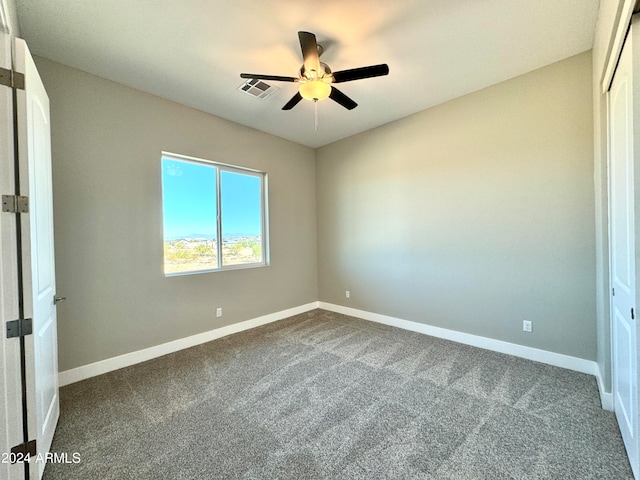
[161,151,269,276]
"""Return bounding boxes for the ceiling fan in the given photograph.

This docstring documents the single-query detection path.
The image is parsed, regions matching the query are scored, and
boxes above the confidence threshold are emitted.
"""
[240,31,389,111]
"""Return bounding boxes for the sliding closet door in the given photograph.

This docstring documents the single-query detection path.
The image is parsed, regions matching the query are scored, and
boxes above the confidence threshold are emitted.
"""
[609,15,640,479]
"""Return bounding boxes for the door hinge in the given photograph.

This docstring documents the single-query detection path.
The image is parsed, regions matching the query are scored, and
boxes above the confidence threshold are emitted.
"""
[1,195,29,213]
[10,439,36,460]
[6,318,33,338]
[0,67,25,90]
[632,308,636,320]
[612,288,615,296]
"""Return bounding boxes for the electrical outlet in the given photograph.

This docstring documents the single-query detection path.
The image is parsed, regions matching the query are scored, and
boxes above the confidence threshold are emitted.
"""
[345,290,350,299]
[216,308,223,317]
[522,320,532,333]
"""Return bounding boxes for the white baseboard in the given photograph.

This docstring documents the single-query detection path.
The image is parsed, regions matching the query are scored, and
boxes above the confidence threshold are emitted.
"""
[319,302,607,391]
[596,363,614,411]
[58,302,320,386]
[59,300,614,412]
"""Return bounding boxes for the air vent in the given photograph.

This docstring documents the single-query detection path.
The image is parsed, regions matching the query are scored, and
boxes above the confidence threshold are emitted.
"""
[238,78,279,99]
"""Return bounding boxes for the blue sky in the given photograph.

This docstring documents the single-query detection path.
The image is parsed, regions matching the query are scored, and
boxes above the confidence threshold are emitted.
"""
[162,158,262,239]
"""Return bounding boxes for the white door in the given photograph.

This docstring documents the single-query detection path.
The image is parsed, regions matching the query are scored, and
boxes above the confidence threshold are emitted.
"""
[609,16,640,479]
[0,35,60,479]
[13,38,60,479]
[0,23,30,480]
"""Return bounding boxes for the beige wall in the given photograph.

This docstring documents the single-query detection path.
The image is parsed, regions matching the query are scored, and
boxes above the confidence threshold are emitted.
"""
[34,57,318,372]
[317,52,596,360]
[35,48,598,371]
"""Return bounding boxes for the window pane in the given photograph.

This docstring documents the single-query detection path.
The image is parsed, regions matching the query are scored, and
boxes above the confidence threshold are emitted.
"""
[162,158,218,274]
[220,170,263,266]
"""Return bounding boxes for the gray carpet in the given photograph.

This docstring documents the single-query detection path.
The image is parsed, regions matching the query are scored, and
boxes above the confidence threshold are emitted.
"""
[43,309,632,479]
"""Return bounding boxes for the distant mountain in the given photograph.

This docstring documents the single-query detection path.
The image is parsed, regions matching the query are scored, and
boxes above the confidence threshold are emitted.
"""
[222,233,260,239]
[165,233,215,241]
[165,233,259,241]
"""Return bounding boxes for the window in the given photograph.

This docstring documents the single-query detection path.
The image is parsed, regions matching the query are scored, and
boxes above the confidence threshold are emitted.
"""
[161,153,268,275]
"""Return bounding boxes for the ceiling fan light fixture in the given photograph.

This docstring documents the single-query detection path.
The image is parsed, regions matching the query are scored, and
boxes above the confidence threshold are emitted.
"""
[299,79,331,101]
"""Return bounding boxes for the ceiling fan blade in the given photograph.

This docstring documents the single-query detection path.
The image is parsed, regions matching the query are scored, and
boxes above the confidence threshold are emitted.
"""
[298,31,321,75]
[332,64,390,83]
[240,73,297,82]
[329,87,358,110]
[282,92,304,110]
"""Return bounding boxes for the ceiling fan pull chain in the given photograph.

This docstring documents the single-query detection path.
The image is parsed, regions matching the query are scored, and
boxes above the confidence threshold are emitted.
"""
[314,100,319,133]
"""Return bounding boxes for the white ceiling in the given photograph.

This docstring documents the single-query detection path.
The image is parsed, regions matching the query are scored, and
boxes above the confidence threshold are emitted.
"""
[15,0,600,148]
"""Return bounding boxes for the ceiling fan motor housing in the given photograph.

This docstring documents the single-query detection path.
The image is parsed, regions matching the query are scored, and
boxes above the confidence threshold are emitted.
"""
[300,62,332,81]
